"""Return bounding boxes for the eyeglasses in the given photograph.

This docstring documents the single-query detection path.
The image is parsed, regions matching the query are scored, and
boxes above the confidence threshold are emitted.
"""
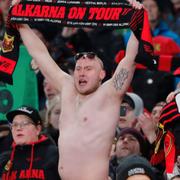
[11,121,35,129]
[74,52,97,61]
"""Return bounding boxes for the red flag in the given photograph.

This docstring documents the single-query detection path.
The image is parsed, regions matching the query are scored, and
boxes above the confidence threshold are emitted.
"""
[164,131,176,173]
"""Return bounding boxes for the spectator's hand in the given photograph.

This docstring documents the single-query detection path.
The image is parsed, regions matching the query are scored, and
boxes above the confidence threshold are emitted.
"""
[61,27,79,38]
[31,59,39,74]
[166,91,176,103]
[166,88,180,103]
[11,0,21,6]
[126,0,143,9]
[137,112,157,144]
[134,119,141,131]
[108,176,112,180]
[166,89,180,103]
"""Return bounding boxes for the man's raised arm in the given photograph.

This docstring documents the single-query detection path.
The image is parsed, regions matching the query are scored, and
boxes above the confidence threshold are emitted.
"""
[109,32,139,97]
[102,0,143,97]
[18,24,70,91]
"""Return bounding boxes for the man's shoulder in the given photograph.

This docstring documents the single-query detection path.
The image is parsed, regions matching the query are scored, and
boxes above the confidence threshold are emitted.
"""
[98,80,124,100]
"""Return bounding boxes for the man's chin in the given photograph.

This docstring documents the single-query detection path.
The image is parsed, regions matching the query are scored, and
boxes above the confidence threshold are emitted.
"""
[15,141,25,145]
[118,152,130,159]
[78,90,92,95]
[118,122,128,129]
[77,87,95,95]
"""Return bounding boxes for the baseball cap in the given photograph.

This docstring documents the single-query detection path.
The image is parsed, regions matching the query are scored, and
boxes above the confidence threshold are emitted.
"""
[123,92,144,116]
[116,155,157,180]
[6,106,42,125]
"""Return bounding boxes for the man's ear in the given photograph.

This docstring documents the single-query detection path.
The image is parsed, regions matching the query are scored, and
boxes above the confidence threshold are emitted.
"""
[100,70,106,80]
[36,125,42,135]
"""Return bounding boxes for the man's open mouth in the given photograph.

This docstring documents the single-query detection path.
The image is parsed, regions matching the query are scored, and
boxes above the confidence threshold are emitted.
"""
[79,80,87,86]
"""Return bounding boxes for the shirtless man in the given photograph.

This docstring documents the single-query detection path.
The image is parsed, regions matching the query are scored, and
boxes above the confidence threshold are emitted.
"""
[12,0,143,179]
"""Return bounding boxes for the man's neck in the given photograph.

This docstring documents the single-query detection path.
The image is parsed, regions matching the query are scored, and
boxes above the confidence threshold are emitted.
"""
[76,92,95,108]
[77,93,90,103]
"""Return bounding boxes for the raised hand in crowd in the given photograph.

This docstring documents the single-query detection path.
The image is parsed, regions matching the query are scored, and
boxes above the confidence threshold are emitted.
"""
[61,27,79,38]
[138,112,157,144]
[166,88,180,103]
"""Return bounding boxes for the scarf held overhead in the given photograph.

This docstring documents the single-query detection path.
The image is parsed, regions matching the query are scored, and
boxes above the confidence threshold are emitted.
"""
[1,0,155,84]
[10,0,154,51]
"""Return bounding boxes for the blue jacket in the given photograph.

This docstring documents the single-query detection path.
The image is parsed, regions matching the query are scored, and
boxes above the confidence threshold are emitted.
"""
[123,20,180,46]
[153,21,180,46]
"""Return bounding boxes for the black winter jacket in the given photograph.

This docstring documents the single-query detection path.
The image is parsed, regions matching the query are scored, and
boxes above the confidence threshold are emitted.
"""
[1,135,60,180]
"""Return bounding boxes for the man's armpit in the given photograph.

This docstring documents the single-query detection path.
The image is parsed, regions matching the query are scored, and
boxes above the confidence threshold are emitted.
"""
[113,68,129,91]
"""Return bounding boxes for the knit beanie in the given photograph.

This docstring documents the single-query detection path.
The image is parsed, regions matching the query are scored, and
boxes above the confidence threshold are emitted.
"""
[118,128,146,156]
[116,155,157,180]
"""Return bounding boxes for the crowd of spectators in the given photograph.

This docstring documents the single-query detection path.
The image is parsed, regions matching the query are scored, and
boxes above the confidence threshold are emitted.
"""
[0,0,180,179]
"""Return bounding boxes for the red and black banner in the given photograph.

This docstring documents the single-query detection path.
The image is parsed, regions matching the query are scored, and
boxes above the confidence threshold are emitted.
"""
[10,0,135,28]
[10,0,154,60]
[1,0,155,84]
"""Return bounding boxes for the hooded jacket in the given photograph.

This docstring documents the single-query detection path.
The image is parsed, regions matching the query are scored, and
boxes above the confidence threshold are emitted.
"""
[1,135,60,180]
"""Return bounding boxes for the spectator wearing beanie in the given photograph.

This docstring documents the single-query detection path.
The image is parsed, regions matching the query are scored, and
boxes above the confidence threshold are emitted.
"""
[116,128,147,160]
[116,155,157,180]
[109,128,147,180]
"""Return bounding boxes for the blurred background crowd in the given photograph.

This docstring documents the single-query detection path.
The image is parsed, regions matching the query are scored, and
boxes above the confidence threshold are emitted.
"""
[0,0,180,179]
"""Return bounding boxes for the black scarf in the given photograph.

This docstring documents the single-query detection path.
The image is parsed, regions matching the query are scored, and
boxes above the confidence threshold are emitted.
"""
[1,0,155,84]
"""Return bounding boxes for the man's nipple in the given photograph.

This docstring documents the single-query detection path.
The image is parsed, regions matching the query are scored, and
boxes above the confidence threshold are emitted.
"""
[83,117,88,122]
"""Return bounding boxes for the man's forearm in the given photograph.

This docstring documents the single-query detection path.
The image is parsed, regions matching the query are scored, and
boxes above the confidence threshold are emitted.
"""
[19,24,49,60]
[125,32,139,61]
[18,24,68,91]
